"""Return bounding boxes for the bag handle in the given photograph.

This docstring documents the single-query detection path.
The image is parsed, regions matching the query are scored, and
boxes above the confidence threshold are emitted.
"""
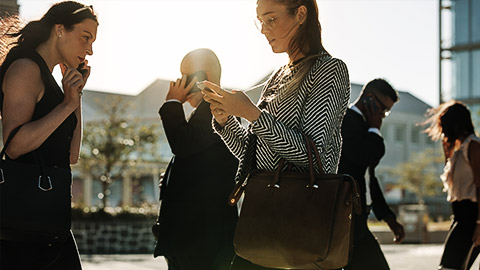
[228,134,363,214]
[229,134,320,205]
[270,134,320,187]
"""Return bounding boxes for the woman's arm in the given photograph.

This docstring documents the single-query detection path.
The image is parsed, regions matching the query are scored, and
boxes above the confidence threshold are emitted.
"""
[251,58,350,172]
[69,106,82,164]
[213,115,249,160]
[2,59,82,159]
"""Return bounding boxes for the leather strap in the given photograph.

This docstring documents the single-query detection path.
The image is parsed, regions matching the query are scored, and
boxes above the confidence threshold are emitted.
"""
[229,134,320,205]
[0,124,51,189]
[0,125,24,158]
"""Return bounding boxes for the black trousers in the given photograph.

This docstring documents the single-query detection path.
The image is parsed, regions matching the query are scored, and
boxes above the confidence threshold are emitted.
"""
[0,231,82,270]
[336,212,389,270]
[440,200,480,270]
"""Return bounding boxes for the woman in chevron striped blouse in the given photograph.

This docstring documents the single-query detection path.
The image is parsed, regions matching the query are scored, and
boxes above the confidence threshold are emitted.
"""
[202,0,350,269]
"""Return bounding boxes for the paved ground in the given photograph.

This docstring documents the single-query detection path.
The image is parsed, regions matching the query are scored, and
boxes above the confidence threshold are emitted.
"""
[81,244,480,270]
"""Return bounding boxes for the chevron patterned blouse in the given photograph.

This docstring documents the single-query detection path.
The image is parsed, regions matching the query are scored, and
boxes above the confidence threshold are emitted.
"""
[214,53,350,179]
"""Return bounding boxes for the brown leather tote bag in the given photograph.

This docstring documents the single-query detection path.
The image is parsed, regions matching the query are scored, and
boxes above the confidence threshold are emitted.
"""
[229,135,361,269]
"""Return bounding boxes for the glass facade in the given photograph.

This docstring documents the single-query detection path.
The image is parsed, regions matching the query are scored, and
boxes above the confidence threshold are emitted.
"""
[453,0,469,46]
[452,51,470,98]
[450,0,480,101]
[473,50,480,97]
[473,0,480,43]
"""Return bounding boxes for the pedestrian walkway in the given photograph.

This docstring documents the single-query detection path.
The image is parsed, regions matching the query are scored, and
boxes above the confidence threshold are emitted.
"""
[81,244,480,270]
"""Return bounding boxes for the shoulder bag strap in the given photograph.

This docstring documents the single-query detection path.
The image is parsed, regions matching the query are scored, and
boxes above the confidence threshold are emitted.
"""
[0,124,24,159]
[0,124,50,189]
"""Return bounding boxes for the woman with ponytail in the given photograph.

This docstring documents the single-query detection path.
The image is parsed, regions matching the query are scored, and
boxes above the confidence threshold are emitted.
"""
[0,2,97,269]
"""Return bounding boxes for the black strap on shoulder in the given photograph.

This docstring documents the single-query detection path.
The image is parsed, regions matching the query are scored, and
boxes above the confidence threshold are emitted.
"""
[0,124,24,159]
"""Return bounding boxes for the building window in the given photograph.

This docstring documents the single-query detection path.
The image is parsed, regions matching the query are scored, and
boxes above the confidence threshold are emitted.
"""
[91,178,123,208]
[411,125,422,144]
[452,51,470,99]
[453,0,469,45]
[132,175,157,207]
[472,0,480,43]
[394,124,406,143]
[473,50,480,97]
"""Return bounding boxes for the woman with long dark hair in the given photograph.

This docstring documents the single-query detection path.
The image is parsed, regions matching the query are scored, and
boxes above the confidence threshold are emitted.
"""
[0,1,98,269]
[424,100,480,270]
[202,0,350,269]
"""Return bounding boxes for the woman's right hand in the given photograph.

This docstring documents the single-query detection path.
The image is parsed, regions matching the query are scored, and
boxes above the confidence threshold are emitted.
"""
[201,81,261,122]
[204,92,229,126]
[61,65,84,109]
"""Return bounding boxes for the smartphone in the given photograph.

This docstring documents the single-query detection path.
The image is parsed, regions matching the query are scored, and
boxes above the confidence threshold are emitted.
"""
[185,71,208,94]
[196,81,215,93]
[77,62,88,76]
[364,96,378,112]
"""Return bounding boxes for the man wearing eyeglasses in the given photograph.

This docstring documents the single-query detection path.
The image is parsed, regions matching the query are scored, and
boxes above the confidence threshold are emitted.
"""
[337,78,405,270]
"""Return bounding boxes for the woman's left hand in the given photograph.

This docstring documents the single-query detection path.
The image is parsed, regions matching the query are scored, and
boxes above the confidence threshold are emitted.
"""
[61,60,91,90]
[473,224,480,246]
[201,81,261,122]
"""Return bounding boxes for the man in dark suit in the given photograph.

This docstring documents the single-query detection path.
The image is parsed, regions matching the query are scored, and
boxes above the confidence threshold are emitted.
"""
[337,79,405,270]
[153,49,238,270]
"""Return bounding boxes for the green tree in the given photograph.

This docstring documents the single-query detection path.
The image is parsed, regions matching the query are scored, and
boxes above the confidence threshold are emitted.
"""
[77,96,159,210]
[390,149,444,204]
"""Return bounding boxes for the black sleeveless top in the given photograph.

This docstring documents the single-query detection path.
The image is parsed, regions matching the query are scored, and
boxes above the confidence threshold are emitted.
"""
[0,47,77,170]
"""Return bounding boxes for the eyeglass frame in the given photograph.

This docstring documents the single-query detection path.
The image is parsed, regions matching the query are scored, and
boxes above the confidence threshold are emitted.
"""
[372,94,391,117]
[254,4,301,32]
[254,12,291,31]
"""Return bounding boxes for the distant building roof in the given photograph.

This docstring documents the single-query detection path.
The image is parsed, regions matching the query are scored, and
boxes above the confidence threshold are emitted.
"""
[82,74,431,122]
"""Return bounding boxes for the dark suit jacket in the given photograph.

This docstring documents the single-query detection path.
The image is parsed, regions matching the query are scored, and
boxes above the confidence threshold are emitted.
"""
[338,108,395,221]
[154,100,238,257]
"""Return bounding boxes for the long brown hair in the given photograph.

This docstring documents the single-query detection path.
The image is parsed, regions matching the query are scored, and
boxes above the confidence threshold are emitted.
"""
[423,100,475,143]
[275,0,328,57]
[1,1,98,63]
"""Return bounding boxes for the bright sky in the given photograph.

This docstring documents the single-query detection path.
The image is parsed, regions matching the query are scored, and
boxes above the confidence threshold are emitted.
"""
[17,0,440,106]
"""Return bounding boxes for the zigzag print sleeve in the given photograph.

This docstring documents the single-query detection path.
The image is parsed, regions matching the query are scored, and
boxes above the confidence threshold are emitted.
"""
[213,115,249,160]
[251,58,350,173]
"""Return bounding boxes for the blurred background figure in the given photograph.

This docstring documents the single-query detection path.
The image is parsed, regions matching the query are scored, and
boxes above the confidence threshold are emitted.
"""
[337,78,404,270]
[424,100,480,270]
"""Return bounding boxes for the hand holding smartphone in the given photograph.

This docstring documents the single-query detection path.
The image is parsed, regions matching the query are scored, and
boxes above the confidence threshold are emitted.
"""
[77,62,88,76]
[185,71,208,94]
[196,81,215,93]
[364,96,379,113]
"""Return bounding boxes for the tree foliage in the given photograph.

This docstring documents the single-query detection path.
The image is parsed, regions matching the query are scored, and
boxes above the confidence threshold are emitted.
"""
[390,148,444,204]
[77,96,159,210]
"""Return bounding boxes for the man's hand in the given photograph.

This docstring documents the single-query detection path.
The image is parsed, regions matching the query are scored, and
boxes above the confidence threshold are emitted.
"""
[384,216,405,243]
[166,75,196,104]
[363,98,383,129]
